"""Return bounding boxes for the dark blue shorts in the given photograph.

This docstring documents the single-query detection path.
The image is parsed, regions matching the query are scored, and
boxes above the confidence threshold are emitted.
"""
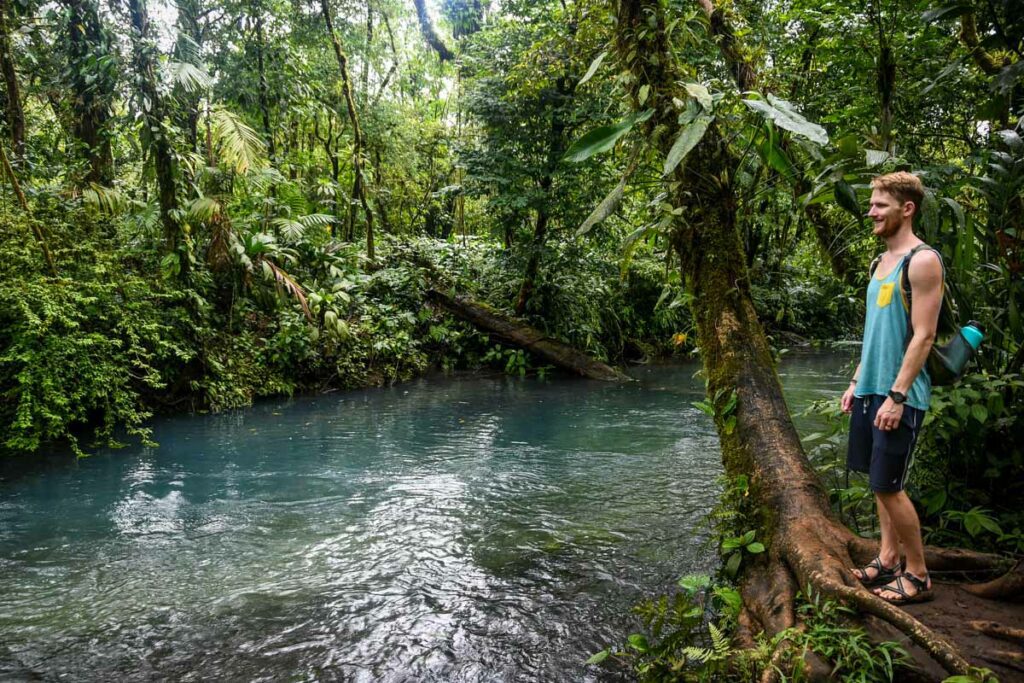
[847,395,924,493]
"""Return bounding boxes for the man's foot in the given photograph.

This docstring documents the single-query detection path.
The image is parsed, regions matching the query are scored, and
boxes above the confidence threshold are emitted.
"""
[873,571,933,605]
[852,555,902,587]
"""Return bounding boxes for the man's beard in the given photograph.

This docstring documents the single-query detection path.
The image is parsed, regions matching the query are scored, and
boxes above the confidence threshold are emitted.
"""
[874,213,902,238]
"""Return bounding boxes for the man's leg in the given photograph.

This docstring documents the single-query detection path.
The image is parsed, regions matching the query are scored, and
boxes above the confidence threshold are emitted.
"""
[875,493,902,569]
[875,490,930,599]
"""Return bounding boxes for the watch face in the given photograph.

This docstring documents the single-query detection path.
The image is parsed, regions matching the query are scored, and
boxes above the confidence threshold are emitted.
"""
[889,391,907,404]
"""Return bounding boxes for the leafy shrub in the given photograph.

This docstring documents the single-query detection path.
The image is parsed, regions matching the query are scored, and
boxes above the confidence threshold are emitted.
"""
[0,276,190,455]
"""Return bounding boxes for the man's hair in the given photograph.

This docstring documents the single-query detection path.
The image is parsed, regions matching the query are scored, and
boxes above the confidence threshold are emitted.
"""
[871,172,925,215]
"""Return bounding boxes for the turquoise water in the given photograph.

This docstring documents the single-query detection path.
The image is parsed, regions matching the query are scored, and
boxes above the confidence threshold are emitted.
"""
[0,352,850,681]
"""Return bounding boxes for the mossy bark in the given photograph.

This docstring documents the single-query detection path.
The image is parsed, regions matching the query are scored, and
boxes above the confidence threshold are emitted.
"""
[427,289,629,382]
[614,1,1013,677]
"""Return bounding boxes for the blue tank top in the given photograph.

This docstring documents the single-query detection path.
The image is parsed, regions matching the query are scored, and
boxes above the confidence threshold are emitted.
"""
[854,256,931,410]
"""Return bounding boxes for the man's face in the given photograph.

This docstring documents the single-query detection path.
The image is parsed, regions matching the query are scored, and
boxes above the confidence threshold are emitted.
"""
[867,190,909,238]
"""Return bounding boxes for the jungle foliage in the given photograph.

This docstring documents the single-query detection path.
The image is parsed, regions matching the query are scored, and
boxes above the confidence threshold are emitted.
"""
[1,0,1022,677]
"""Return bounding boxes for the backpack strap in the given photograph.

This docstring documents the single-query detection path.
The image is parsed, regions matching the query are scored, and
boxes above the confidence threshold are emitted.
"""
[900,244,952,343]
[869,254,883,278]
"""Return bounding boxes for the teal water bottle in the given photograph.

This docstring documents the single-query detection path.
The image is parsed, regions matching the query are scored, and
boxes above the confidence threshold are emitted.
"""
[961,320,984,350]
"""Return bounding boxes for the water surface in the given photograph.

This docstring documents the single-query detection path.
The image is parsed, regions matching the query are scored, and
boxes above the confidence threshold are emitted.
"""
[0,351,851,681]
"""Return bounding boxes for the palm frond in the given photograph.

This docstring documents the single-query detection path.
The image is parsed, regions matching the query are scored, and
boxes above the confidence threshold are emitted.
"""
[271,217,306,242]
[82,183,127,215]
[187,196,222,222]
[166,61,213,93]
[299,213,336,228]
[263,259,312,320]
[211,106,267,174]
[174,30,203,64]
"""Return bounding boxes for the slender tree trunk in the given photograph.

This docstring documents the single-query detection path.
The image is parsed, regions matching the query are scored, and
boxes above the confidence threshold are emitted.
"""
[1,142,57,275]
[127,0,187,275]
[66,0,114,183]
[412,0,453,61]
[250,4,276,162]
[0,0,25,159]
[361,0,373,98]
[175,0,204,157]
[514,75,572,316]
[870,3,895,154]
[614,1,1008,676]
[321,0,376,258]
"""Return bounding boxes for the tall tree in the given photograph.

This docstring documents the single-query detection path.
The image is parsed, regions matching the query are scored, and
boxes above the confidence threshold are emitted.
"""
[126,0,187,274]
[0,0,25,158]
[612,0,1009,675]
[64,0,115,183]
[321,0,376,258]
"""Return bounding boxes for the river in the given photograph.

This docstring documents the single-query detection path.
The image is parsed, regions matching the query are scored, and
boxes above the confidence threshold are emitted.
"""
[0,351,852,682]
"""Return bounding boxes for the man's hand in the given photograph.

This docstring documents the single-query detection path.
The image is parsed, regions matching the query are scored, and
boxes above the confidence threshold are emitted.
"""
[841,384,856,414]
[874,397,903,431]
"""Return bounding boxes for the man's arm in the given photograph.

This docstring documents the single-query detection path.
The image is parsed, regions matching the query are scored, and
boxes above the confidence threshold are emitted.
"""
[841,362,861,413]
[875,249,943,430]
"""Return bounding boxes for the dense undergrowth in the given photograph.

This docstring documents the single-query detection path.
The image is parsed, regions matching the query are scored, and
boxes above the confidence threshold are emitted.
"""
[1,198,705,457]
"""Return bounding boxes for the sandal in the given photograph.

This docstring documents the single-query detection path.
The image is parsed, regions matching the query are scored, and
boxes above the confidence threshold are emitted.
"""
[852,555,902,587]
[873,571,934,605]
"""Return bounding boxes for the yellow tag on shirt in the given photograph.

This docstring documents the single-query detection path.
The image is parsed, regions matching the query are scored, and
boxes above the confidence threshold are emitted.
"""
[877,282,895,308]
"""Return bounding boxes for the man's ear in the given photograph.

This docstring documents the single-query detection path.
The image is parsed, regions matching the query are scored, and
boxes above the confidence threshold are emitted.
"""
[903,201,916,219]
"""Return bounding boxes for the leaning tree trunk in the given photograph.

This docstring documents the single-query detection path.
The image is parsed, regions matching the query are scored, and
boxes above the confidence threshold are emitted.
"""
[615,1,1012,677]
[428,289,629,381]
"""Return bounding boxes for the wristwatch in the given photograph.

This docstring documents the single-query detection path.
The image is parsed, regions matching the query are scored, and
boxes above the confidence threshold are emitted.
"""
[888,390,907,404]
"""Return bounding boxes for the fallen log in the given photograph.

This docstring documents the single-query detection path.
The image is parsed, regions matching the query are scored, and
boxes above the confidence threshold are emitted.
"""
[426,289,630,382]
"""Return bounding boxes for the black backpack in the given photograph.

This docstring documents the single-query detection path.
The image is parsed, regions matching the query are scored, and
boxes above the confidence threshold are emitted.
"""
[868,245,978,385]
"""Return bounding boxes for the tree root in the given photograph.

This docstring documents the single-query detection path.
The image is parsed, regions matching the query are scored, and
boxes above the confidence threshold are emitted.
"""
[962,561,1024,601]
[822,580,973,676]
[978,652,1024,675]
[969,620,1024,645]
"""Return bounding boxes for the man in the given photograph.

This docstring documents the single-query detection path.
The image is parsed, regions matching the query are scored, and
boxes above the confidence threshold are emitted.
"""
[840,171,943,605]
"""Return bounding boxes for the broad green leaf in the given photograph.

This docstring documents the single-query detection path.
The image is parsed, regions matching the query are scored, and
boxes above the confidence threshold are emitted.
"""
[685,82,712,111]
[722,536,744,551]
[834,180,861,219]
[627,633,649,652]
[638,84,650,105]
[725,551,742,577]
[678,574,712,593]
[941,197,965,229]
[577,177,627,236]
[586,649,610,665]
[759,138,795,178]
[563,109,654,163]
[742,96,828,145]
[663,116,711,176]
[746,542,765,554]
[578,51,607,86]
[997,129,1022,150]
[970,404,988,423]
[740,530,756,545]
